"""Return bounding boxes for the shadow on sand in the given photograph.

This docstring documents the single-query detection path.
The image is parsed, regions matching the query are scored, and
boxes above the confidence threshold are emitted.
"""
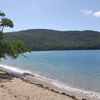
[0,71,19,82]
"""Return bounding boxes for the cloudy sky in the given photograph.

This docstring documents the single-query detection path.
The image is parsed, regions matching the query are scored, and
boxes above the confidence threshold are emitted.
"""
[0,0,100,32]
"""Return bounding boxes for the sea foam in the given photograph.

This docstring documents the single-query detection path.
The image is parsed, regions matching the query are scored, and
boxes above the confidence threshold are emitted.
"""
[52,80,100,99]
[0,64,31,74]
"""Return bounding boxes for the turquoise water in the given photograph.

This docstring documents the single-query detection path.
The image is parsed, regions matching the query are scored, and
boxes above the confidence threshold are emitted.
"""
[1,50,100,93]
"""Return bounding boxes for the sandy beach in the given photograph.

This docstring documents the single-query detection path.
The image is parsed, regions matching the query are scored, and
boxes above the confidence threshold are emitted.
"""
[0,67,78,100]
[0,66,94,100]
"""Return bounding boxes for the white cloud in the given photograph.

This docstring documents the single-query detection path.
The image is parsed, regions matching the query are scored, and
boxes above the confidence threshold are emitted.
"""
[80,10,100,18]
[80,10,93,15]
[93,11,100,17]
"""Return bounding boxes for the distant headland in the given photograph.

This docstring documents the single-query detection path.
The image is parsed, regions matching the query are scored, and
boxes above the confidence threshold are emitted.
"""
[4,29,100,51]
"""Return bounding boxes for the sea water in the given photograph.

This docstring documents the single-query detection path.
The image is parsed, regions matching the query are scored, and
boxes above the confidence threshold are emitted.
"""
[0,50,100,98]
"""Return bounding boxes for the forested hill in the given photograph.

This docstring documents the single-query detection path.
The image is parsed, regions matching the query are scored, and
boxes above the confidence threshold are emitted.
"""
[4,29,100,51]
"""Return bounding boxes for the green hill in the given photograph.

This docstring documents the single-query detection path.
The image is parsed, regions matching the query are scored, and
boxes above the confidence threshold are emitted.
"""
[4,29,100,51]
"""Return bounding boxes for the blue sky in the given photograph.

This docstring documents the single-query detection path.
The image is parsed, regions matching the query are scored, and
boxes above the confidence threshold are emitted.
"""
[0,0,100,32]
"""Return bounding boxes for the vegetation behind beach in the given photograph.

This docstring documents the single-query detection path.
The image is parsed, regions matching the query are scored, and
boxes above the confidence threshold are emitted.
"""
[4,29,100,51]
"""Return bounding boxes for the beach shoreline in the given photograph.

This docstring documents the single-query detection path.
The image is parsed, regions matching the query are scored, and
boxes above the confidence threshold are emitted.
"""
[0,64,99,100]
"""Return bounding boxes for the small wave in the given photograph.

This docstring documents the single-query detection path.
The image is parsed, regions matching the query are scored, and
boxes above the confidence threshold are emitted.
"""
[51,80,100,99]
[0,64,31,74]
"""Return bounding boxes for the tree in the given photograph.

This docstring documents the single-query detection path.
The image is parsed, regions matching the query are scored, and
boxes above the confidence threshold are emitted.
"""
[0,11,5,17]
[0,11,14,38]
[0,10,28,59]
[0,18,14,32]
